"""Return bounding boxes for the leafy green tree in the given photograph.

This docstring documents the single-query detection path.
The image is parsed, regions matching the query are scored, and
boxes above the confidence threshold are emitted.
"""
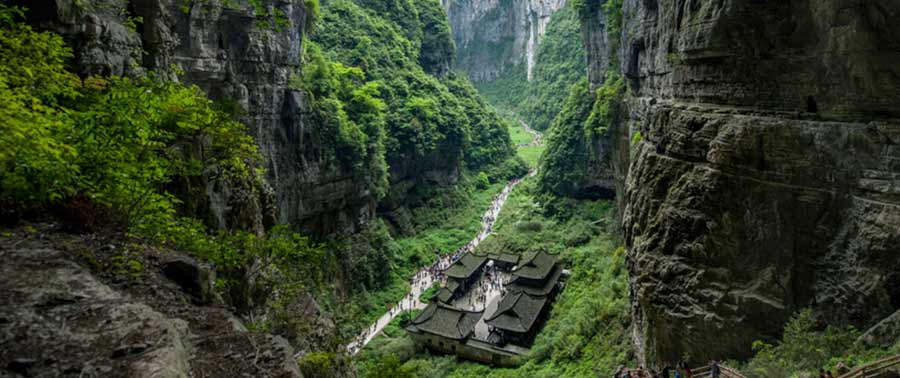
[312,0,514,184]
[537,80,595,198]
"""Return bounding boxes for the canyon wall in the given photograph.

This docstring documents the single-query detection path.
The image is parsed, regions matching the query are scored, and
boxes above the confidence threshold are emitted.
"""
[23,0,378,237]
[442,0,566,82]
[538,1,625,201]
[613,0,900,366]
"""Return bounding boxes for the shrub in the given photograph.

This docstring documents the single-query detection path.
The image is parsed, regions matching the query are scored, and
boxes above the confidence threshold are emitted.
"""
[0,5,259,231]
[299,352,337,378]
[419,281,441,303]
[744,309,859,378]
[475,171,490,189]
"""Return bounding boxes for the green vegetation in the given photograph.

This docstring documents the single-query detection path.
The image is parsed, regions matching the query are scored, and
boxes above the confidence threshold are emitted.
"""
[536,80,595,198]
[292,40,389,198]
[742,309,900,378]
[537,71,623,198]
[505,120,545,168]
[358,310,421,377]
[313,0,514,179]
[585,73,625,137]
[518,145,545,169]
[337,177,509,335]
[355,179,633,378]
[475,2,587,131]
[508,120,534,146]
[310,0,526,339]
[602,0,624,56]
[419,282,441,303]
[0,5,256,231]
[0,5,335,344]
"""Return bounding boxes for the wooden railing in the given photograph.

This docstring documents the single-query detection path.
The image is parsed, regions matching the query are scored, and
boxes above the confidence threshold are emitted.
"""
[691,363,747,378]
[619,353,900,378]
[625,363,747,378]
[837,354,900,378]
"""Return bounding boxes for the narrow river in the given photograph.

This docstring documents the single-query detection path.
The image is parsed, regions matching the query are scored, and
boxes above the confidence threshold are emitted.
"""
[346,120,542,355]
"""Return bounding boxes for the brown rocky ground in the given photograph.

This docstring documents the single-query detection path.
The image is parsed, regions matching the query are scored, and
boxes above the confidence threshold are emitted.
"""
[0,223,304,378]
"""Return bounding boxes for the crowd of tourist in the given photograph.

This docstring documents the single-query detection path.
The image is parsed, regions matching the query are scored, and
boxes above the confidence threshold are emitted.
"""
[347,174,526,355]
[461,263,510,312]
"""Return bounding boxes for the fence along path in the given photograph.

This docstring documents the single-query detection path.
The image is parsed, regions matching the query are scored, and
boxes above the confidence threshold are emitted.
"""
[836,354,900,378]
[623,364,748,378]
[620,353,900,378]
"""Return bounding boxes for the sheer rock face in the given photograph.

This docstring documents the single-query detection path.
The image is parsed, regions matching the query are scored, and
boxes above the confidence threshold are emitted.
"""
[617,0,900,366]
[24,0,376,237]
[442,0,566,82]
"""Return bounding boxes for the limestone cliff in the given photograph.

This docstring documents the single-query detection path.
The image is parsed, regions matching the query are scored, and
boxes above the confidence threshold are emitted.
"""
[612,0,900,366]
[443,0,566,82]
[23,0,378,237]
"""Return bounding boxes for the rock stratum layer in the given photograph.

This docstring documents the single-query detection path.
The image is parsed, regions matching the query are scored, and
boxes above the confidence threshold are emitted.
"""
[614,0,900,366]
[443,0,565,81]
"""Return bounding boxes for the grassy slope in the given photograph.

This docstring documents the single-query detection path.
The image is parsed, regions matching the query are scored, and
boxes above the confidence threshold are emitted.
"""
[504,116,546,169]
[508,121,533,145]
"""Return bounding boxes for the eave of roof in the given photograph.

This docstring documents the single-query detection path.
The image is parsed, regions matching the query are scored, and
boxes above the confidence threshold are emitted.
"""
[512,251,558,281]
[409,302,484,340]
[485,292,548,334]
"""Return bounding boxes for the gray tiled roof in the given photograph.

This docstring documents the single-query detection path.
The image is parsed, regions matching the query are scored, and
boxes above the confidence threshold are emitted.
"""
[446,279,460,293]
[485,292,548,333]
[436,287,454,303]
[445,253,488,279]
[408,303,483,340]
[487,252,520,265]
[508,264,562,296]
[511,251,558,282]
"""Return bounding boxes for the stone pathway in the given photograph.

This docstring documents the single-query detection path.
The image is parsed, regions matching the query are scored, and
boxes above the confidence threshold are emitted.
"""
[346,119,543,355]
[517,119,542,147]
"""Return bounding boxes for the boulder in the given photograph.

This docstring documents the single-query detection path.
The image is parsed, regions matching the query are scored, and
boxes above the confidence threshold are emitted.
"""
[160,255,221,304]
[858,308,900,348]
[0,243,192,378]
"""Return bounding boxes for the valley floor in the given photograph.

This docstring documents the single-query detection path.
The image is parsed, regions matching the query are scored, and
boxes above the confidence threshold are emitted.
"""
[350,115,634,378]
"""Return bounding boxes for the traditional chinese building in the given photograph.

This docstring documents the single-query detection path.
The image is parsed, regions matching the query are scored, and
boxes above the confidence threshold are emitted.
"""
[438,253,488,303]
[486,251,563,347]
[406,250,565,366]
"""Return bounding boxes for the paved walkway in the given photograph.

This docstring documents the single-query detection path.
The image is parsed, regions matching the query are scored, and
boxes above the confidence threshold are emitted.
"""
[517,120,543,147]
[346,119,543,355]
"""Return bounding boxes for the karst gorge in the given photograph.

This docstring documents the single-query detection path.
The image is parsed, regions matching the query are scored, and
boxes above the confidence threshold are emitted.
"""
[1,0,899,377]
